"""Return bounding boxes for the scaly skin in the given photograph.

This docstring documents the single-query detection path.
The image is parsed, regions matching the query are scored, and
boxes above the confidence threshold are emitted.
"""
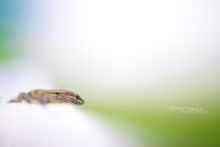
[9,89,84,105]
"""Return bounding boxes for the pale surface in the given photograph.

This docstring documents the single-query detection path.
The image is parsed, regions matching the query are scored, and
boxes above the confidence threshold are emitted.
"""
[0,104,130,147]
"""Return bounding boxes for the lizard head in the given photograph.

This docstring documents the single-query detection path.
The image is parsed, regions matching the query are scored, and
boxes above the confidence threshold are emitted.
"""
[64,91,85,104]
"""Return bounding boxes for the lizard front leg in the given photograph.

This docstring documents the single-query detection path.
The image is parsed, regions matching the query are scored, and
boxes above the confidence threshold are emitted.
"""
[40,93,61,104]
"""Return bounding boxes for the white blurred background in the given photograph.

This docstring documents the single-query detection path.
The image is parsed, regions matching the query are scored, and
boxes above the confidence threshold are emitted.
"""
[9,0,219,93]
